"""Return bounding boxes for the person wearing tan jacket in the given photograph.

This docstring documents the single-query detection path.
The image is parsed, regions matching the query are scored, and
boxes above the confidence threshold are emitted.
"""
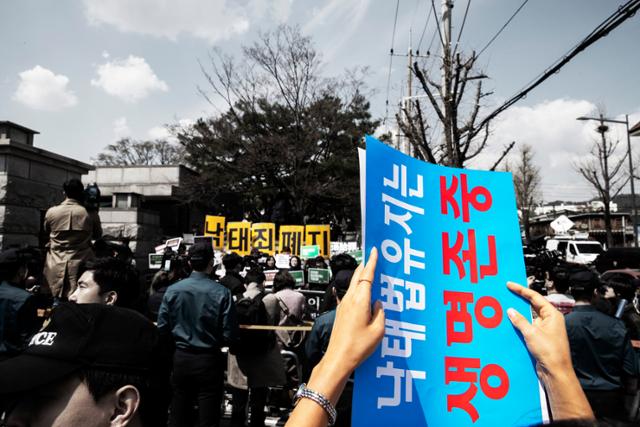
[43,179,102,299]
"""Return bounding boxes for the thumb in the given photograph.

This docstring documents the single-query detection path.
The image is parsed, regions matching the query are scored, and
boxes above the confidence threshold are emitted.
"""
[507,308,534,339]
[370,300,386,341]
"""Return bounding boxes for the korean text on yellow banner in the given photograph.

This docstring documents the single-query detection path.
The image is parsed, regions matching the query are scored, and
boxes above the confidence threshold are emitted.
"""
[204,215,226,250]
[279,225,305,255]
[227,222,251,256]
[304,225,331,257]
[251,223,276,255]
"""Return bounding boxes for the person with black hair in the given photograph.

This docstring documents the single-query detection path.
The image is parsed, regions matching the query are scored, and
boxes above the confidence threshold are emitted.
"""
[228,269,286,427]
[0,248,42,360]
[0,303,159,427]
[157,241,237,427]
[68,257,140,309]
[545,267,576,315]
[289,255,302,271]
[220,252,245,298]
[43,178,102,300]
[565,270,638,422]
[320,253,359,312]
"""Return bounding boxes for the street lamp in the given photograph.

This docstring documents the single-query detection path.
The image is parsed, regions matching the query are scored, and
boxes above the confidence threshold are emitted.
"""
[577,114,637,247]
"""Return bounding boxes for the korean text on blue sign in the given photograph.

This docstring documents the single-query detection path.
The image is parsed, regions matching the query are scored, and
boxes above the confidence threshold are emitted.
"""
[353,136,545,426]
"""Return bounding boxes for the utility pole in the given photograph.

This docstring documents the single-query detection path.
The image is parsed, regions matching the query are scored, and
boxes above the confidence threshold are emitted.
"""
[626,114,638,247]
[441,0,454,164]
[405,41,413,155]
[598,114,614,249]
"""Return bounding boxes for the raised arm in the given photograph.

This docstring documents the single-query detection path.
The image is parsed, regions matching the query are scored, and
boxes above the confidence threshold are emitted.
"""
[286,248,385,427]
[506,281,594,422]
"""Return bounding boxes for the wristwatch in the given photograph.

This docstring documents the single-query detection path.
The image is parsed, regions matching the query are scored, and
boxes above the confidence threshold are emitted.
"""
[293,383,337,425]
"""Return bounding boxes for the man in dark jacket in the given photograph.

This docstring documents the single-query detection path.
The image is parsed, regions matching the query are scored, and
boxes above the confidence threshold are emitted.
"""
[220,252,245,298]
[565,270,638,422]
[0,248,41,361]
[157,242,237,427]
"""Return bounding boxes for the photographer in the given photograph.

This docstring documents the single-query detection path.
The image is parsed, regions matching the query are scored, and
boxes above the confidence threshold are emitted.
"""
[43,179,102,300]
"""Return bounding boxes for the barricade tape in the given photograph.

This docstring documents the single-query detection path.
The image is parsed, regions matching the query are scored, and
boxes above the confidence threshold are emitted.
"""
[239,324,313,331]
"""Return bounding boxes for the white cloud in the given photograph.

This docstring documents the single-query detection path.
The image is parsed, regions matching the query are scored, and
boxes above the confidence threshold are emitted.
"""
[101,50,110,59]
[303,0,371,59]
[148,126,171,140]
[91,55,168,103]
[83,0,293,43]
[469,99,602,202]
[113,117,131,139]
[13,66,78,111]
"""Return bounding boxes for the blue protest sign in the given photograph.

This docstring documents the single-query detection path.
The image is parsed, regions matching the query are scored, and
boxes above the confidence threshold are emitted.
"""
[353,136,546,426]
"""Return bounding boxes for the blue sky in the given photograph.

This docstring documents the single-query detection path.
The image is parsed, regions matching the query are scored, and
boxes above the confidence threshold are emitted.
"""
[2,0,640,202]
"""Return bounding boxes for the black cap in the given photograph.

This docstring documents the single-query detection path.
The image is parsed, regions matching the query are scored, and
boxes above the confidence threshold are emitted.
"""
[0,303,158,394]
[569,270,600,292]
[189,241,214,263]
[0,248,22,266]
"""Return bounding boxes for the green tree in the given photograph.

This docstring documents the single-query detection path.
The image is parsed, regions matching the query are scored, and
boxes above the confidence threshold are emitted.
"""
[173,26,379,226]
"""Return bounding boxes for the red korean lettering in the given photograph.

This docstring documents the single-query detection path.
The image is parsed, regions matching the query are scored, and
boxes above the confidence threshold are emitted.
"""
[440,174,493,223]
[444,291,473,345]
[441,230,498,284]
[445,357,511,423]
[474,296,503,329]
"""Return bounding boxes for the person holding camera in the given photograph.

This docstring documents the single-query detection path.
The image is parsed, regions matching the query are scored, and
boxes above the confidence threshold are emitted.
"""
[43,179,102,300]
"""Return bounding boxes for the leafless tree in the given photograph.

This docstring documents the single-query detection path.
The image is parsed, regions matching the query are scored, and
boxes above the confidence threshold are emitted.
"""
[508,144,541,241]
[94,138,184,166]
[574,116,629,248]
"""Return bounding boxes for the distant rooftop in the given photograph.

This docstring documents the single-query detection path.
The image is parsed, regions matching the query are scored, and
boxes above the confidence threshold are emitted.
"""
[630,120,640,137]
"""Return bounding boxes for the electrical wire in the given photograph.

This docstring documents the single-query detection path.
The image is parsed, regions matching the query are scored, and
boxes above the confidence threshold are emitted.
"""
[453,0,472,55]
[416,1,434,54]
[430,0,445,49]
[477,0,529,58]
[384,0,401,125]
[468,0,640,139]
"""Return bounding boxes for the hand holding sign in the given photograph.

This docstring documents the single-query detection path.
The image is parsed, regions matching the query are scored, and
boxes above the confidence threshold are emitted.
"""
[326,247,385,375]
[287,249,385,427]
[506,281,594,421]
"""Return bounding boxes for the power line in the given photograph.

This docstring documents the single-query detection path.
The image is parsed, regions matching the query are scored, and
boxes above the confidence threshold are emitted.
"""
[468,0,640,139]
[477,0,530,58]
[384,0,401,125]
[430,0,445,49]
[416,1,434,54]
[453,0,472,55]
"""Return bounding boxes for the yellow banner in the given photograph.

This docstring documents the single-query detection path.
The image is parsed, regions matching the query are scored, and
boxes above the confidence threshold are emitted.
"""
[279,225,305,256]
[305,225,331,257]
[251,223,276,255]
[227,222,252,256]
[204,215,226,250]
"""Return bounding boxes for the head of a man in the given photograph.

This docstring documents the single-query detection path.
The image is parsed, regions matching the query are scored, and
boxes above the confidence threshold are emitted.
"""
[189,241,214,273]
[69,257,140,308]
[329,253,357,276]
[0,248,30,286]
[0,303,158,427]
[273,271,296,292]
[222,252,243,273]
[569,270,600,303]
[63,179,85,203]
[331,269,354,304]
[244,269,266,290]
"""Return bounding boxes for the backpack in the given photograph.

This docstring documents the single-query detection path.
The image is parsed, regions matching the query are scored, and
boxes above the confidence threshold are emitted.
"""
[275,295,306,350]
[230,293,275,356]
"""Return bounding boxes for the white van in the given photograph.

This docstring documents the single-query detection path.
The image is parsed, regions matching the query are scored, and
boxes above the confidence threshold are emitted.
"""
[546,238,604,265]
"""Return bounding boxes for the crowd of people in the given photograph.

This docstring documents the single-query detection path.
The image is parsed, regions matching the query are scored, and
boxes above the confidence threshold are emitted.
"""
[0,179,636,426]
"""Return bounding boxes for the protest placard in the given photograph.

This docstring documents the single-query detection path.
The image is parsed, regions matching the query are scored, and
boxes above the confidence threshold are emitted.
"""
[300,245,320,259]
[252,223,276,255]
[289,270,304,286]
[353,136,546,426]
[307,268,331,285]
[263,269,279,287]
[148,253,163,269]
[279,225,305,255]
[305,224,331,257]
[275,253,291,269]
[204,215,226,250]
[227,222,251,256]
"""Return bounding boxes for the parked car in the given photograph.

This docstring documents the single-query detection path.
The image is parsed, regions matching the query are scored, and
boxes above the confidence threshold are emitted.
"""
[594,247,640,273]
[600,269,640,288]
[545,238,604,265]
